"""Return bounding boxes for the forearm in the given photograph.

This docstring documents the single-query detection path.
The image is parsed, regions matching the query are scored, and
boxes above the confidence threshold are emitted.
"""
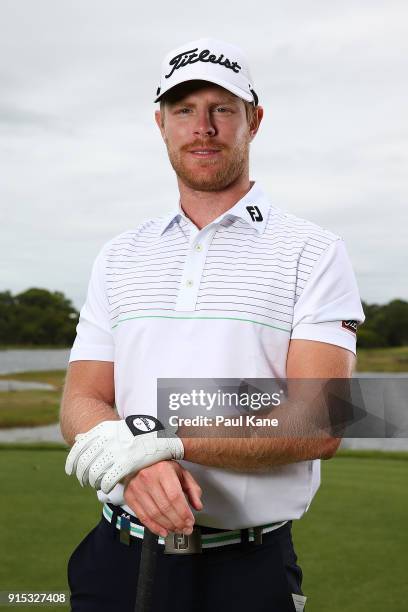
[60,393,119,447]
[178,389,344,470]
[181,432,339,471]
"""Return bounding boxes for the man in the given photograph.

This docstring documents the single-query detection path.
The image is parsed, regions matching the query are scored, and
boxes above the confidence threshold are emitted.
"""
[61,38,365,612]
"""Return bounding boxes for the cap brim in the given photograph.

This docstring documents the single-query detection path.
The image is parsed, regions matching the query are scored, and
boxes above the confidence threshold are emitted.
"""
[154,75,254,104]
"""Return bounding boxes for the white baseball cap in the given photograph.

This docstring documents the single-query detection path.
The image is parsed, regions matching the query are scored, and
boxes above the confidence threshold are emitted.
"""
[154,37,258,105]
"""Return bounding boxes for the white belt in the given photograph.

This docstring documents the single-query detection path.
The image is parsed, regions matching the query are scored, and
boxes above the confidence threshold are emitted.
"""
[103,503,288,549]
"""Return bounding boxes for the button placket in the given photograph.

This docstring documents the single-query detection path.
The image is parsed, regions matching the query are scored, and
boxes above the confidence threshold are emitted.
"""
[175,224,216,312]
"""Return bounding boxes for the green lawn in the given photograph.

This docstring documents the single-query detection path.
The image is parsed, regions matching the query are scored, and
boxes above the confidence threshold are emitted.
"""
[0,445,98,611]
[0,371,65,428]
[0,390,62,428]
[292,452,408,611]
[356,345,408,372]
[0,370,67,388]
[0,447,407,611]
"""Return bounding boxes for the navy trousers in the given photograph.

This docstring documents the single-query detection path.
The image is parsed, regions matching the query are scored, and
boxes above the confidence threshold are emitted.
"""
[68,511,304,612]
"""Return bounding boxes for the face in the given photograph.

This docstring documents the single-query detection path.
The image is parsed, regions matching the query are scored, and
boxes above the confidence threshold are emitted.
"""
[155,82,260,192]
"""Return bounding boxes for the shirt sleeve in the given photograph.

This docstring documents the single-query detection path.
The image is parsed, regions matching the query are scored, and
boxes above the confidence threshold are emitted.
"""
[290,238,365,354]
[69,245,114,363]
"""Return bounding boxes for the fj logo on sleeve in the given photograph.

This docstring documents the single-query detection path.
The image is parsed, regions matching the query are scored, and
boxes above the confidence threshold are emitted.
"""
[342,320,358,334]
[246,205,263,222]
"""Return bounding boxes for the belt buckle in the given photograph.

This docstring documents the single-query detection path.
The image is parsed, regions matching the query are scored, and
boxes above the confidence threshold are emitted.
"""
[164,526,202,554]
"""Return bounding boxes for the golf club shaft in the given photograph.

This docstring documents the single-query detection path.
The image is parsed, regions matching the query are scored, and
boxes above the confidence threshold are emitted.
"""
[134,527,159,612]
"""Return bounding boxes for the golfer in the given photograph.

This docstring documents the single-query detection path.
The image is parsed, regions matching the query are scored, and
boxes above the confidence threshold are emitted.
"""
[61,37,365,612]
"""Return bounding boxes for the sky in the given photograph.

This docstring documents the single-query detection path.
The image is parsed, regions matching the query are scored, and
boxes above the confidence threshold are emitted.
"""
[1,0,407,309]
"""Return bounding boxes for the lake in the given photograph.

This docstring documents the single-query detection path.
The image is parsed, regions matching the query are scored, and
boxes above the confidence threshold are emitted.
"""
[0,349,71,374]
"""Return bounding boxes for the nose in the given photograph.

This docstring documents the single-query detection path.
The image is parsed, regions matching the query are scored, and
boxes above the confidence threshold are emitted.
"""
[193,109,216,137]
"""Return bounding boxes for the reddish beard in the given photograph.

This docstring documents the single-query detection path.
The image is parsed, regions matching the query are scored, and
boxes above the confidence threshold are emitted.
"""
[165,138,250,192]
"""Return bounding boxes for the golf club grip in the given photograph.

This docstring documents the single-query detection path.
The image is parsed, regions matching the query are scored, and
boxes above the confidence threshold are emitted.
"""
[134,527,159,612]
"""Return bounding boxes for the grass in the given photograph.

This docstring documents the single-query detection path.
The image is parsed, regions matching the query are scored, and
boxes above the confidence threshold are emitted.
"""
[0,371,65,428]
[0,390,61,428]
[0,370,66,388]
[0,446,99,611]
[356,346,408,372]
[293,453,408,612]
[0,447,406,611]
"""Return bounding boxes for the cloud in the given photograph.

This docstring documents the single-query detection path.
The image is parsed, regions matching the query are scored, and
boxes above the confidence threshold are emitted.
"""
[0,0,407,307]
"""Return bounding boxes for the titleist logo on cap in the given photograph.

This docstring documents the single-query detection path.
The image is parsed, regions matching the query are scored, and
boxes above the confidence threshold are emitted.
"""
[165,47,242,79]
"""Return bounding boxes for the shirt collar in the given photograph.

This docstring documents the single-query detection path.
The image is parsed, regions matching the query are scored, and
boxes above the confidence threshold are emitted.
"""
[158,181,270,236]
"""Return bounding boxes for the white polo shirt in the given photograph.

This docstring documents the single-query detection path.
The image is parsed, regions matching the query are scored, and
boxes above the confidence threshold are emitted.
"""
[69,181,365,529]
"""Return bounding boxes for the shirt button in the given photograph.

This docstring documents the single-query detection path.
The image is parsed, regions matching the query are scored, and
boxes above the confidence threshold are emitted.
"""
[194,244,202,252]
[186,280,194,288]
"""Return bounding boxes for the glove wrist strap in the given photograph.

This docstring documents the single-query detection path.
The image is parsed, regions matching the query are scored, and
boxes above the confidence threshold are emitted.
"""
[125,415,165,436]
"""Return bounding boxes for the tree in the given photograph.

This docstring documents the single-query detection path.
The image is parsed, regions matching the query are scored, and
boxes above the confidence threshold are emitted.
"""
[358,299,408,347]
[0,288,79,346]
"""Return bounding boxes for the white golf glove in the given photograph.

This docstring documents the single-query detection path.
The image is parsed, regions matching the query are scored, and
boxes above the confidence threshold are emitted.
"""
[65,415,184,494]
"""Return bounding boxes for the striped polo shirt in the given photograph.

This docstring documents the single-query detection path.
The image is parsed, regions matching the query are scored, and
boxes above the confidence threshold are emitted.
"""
[69,181,365,529]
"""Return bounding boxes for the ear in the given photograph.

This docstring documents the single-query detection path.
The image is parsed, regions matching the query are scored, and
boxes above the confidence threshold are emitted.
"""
[249,106,264,142]
[155,109,165,139]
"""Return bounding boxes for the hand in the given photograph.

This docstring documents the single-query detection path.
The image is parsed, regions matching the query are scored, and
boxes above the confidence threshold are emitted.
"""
[65,415,184,493]
[123,460,203,537]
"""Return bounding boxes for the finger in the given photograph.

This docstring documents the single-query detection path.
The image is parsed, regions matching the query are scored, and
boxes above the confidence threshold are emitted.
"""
[124,468,188,533]
[140,517,168,539]
[180,468,203,511]
[87,446,120,488]
[89,457,116,489]
[100,457,135,494]
[124,480,172,535]
[125,485,177,534]
[76,440,109,486]
[159,469,195,531]
[93,471,111,491]
[133,509,168,539]
[65,435,99,476]
[147,478,192,533]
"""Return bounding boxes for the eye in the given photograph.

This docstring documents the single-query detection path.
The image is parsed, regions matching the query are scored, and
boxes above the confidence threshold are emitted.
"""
[214,106,234,114]
[175,108,191,114]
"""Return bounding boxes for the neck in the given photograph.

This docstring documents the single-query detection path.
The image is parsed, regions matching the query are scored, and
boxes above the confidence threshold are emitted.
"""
[177,173,254,230]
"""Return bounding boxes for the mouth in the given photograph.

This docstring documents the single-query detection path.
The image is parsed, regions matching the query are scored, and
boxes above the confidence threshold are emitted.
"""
[188,148,222,158]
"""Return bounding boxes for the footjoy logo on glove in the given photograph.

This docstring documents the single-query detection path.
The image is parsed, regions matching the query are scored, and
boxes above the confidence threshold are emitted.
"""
[125,415,164,436]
